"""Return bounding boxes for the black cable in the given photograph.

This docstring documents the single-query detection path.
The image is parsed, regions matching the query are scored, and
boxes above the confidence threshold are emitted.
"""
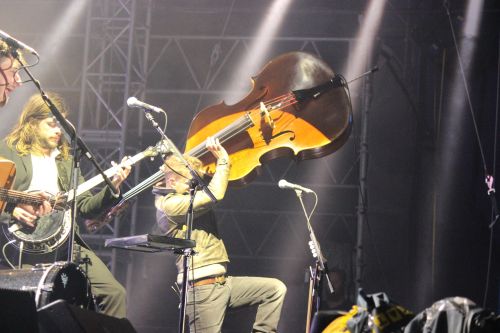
[444,3,489,174]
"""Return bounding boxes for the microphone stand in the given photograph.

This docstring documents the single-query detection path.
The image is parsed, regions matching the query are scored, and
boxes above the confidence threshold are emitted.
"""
[14,51,120,263]
[140,109,216,333]
[293,189,333,333]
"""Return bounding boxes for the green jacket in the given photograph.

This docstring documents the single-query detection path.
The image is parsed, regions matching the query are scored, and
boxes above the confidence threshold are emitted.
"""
[154,159,230,278]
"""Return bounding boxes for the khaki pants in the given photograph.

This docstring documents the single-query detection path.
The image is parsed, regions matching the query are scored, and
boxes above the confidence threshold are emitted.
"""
[186,276,287,333]
[78,245,127,318]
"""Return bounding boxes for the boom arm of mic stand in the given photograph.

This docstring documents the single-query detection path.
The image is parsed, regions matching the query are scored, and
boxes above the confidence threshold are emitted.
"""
[142,111,217,203]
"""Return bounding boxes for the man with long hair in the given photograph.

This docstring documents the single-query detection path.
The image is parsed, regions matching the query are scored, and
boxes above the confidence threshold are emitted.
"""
[0,92,131,318]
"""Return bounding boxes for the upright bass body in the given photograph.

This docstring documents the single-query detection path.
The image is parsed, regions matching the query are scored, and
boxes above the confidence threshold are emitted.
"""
[185,52,353,185]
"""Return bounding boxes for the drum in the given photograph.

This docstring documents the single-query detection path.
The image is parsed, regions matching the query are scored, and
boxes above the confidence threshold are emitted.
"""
[0,261,93,309]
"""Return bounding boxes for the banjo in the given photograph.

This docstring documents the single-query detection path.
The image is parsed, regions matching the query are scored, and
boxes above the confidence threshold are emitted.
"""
[1,140,169,253]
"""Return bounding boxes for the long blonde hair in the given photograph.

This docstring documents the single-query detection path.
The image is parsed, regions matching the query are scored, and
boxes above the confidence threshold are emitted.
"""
[5,92,70,159]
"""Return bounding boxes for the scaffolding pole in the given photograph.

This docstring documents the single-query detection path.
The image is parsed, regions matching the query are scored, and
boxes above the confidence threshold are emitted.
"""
[355,68,372,296]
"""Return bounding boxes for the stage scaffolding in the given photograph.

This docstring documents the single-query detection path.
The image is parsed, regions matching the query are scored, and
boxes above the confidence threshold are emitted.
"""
[76,0,152,275]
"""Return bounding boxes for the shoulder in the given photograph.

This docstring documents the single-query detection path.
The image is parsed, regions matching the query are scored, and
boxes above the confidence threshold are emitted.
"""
[0,141,20,159]
[0,140,12,152]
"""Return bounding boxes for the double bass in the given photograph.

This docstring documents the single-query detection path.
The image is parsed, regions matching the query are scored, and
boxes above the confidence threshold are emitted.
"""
[184,51,352,185]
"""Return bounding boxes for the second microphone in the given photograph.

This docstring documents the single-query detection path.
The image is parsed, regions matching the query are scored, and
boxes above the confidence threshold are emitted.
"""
[127,97,164,113]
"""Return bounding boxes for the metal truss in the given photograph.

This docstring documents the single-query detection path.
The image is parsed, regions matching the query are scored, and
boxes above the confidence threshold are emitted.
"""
[76,0,152,273]
[143,34,355,115]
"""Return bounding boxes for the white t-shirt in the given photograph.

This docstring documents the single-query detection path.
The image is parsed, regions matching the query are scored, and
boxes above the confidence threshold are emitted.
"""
[28,150,60,196]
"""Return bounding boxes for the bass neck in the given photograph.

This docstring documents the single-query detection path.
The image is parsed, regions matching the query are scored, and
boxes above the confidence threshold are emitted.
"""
[122,169,164,202]
[84,169,165,232]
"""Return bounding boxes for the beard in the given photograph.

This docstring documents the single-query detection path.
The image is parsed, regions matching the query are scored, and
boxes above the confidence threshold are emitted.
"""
[38,136,60,151]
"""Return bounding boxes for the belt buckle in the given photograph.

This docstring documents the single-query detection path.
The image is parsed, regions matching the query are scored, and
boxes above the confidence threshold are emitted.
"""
[214,275,225,284]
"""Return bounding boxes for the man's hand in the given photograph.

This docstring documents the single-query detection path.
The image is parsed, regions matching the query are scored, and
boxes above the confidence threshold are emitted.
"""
[12,191,52,228]
[206,137,229,162]
[12,206,38,228]
[33,191,53,216]
[111,156,132,189]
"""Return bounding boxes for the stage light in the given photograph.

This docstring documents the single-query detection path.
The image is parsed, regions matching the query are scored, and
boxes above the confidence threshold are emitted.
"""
[437,0,484,216]
[224,0,293,104]
[344,0,387,108]
[0,0,88,134]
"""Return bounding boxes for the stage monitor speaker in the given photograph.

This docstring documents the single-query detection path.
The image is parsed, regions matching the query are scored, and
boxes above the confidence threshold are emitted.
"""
[38,300,137,333]
[0,288,39,333]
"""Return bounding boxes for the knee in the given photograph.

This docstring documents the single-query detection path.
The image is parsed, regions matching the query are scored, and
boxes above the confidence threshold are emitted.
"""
[99,283,127,318]
[98,281,126,307]
[110,283,127,303]
[270,278,287,299]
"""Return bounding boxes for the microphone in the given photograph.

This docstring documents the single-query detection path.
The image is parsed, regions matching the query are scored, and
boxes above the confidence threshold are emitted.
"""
[0,30,38,56]
[278,179,314,194]
[127,97,164,113]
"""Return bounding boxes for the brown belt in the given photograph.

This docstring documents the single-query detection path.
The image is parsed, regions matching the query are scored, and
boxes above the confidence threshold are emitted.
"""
[189,275,226,288]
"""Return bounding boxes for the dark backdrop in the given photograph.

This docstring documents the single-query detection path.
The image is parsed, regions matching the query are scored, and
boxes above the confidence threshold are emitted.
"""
[1,1,500,332]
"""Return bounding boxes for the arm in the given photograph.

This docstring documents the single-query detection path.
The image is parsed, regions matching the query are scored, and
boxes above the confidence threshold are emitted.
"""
[75,156,132,219]
[155,160,230,217]
[155,137,230,219]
